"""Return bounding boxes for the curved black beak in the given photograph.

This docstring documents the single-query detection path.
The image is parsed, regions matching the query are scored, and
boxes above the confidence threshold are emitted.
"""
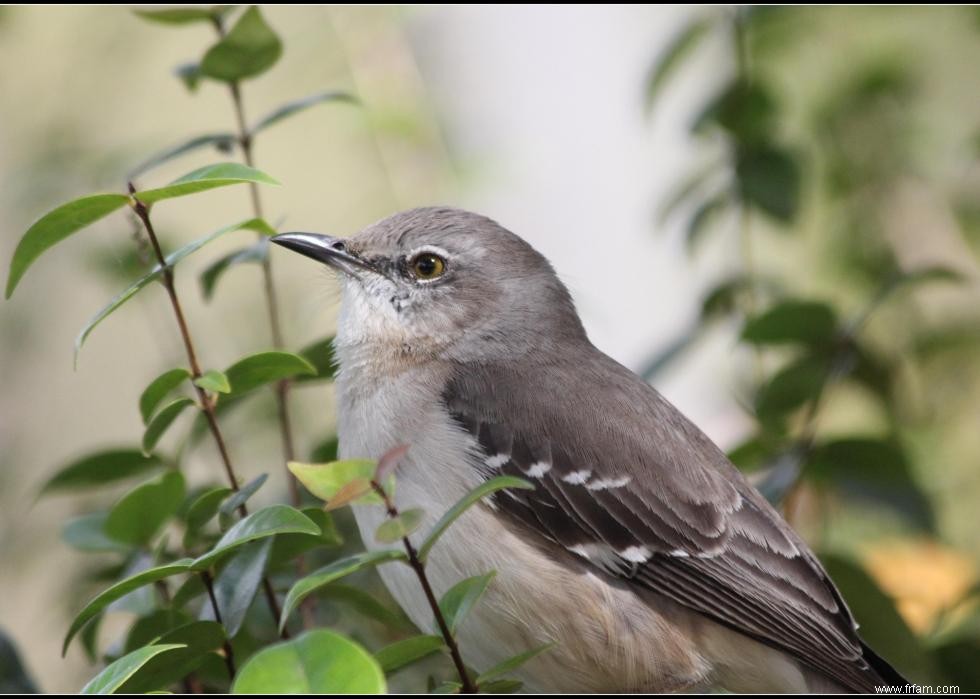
[271,232,377,275]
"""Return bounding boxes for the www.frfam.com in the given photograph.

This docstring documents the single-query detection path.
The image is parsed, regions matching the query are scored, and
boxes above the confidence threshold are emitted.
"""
[875,685,961,694]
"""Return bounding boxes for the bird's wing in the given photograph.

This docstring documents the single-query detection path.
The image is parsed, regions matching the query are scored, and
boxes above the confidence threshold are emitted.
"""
[441,354,892,692]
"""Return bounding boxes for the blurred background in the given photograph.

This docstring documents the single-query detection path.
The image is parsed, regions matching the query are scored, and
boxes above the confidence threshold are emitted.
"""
[1,5,978,692]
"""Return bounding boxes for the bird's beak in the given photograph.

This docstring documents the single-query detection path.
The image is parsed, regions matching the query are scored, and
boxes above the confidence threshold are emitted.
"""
[270,232,377,276]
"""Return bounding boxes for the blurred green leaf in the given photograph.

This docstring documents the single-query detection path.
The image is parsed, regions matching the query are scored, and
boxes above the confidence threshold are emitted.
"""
[694,80,777,144]
[478,679,524,693]
[231,630,385,694]
[200,6,282,82]
[280,550,407,632]
[41,449,162,495]
[735,143,801,223]
[657,160,721,225]
[219,473,268,522]
[309,435,339,463]
[142,398,195,455]
[193,505,320,571]
[81,644,186,695]
[476,643,554,684]
[742,300,838,347]
[6,193,130,299]
[225,351,317,396]
[638,325,702,381]
[183,486,233,548]
[645,16,714,114]
[62,513,130,553]
[200,239,268,301]
[755,354,828,424]
[375,508,425,544]
[174,61,203,92]
[128,132,237,180]
[418,476,534,563]
[134,8,222,25]
[205,539,273,637]
[932,638,980,692]
[105,471,186,546]
[123,608,193,654]
[375,635,444,674]
[807,438,934,532]
[135,163,278,204]
[701,274,753,320]
[316,584,413,631]
[250,90,357,136]
[63,560,194,654]
[270,508,344,568]
[295,336,337,383]
[438,572,495,634]
[195,369,231,394]
[140,368,191,424]
[0,630,38,693]
[118,622,225,694]
[685,192,731,254]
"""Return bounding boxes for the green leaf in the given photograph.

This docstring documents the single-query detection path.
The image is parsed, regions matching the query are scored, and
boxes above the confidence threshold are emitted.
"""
[0,629,39,693]
[250,90,357,135]
[685,192,730,254]
[644,17,713,114]
[418,476,534,563]
[287,459,385,507]
[140,368,191,424]
[280,550,407,632]
[128,132,237,179]
[735,143,801,223]
[192,505,320,570]
[314,584,413,631]
[135,163,279,204]
[807,438,935,532]
[638,325,702,381]
[742,300,839,347]
[693,79,777,144]
[206,539,273,637]
[142,398,195,455]
[75,218,273,365]
[200,6,282,82]
[117,622,226,694]
[375,635,444,674]
[755,354,828,425]
[200,240,268,301]
[479,679,523,693]
[6,193,130,298]
[476,643,554,684]
[933,638,980,692]
[81,644,186,695]
[134,8,221,24]
[183,486,233,548]
[295,336,336,383]
[231,630,385,694]
[309,435,339,463]
[62,513,130,553]
[195,369,231,394]
[270,508,344,568]
[219,474,268,521]
[105,471,186,547]
[375,507,425,544]
[123,609,193,654]
[40,449,162,495]
[63,560,194,654]
[174,61,203,92]
[438,572,495,634]
[225,350,317,395]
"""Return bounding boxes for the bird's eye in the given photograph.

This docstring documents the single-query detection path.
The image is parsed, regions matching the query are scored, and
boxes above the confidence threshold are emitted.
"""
[409,252,446,280]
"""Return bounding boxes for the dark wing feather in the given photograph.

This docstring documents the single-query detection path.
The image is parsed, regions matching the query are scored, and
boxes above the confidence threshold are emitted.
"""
[442,353,905,692]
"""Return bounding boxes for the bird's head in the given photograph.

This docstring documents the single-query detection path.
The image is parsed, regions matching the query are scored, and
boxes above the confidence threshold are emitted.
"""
[272,207,585,362]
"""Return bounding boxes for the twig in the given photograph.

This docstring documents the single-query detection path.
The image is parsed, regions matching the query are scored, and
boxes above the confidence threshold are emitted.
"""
[201,571,237,680]
[370,480,477,694]
[128,186,289,640]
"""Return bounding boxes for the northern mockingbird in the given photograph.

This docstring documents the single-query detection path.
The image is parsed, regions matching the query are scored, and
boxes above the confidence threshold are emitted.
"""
[272,207,907,693]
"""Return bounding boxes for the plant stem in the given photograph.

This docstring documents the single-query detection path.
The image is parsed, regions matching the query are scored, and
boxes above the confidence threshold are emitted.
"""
[202,571,237,680]
[129,186,290,639]
[371,481,477,694]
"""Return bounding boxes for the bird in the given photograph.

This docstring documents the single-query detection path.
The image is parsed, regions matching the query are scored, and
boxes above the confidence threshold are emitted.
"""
[271,207,909,693]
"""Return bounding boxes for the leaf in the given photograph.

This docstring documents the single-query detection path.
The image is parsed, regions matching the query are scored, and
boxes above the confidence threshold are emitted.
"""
[701,274,754,321]
[123,609,193,654]
[754,354,828,425]
[140,369,191,424]
[476,643,554,684]
[375,635,444,674]
[309,435,338,463]
[128,132,237,180]
[0,630,38,693]
[231,630,385,694]
[75,218,273,365]
[418,476,534,563]
[742,300,839,347]
[294,336,337,383]
[200,6,282,82]
[200,240,268,301]
[174,61,203,92]
[142,398,195,454]
[225,351,317,395]
[117,622,226,694]
[195,369,231,394]
[287,459,379,504]
[279,550,407,632]
[40,449,162,495]
[270,508,344,568]
[735,143,802,223]
[933,638,980,692]
[479,679,523,693]
[375,507,425,544]
[63,560,194,654]
[105,471,186,546]
[204,539,273,637]
[219,474,268,521]
[637,325,702,381]
[807,438,935,532]
[184,486,233,538]
[6,194,130,298]
[324,478,373,511]
[315,584,413,631]
[135,163,279,204]
[644,16,713,114]
[693,79,777,144]
[375,444,410,482]
[250,90,357,135]
[134,8,222,25]
[62,513,130,553]
[438,572,495,634]
[685,192,731,254]
[192,505,320,570]
[81,644,186,695]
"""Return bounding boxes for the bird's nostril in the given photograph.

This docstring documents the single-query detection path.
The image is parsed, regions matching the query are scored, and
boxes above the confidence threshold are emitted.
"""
[331,240,346,251]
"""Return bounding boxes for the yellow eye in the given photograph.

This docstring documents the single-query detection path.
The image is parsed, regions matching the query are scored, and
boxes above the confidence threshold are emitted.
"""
[410,252,446,280]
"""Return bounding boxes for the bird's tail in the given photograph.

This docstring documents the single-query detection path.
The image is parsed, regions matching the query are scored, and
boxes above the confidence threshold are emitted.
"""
[861,641,912,692]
